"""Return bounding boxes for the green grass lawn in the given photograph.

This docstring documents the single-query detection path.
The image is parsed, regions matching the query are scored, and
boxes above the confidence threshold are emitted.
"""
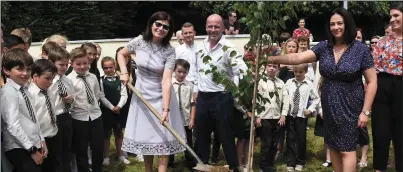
[103,118,395,172]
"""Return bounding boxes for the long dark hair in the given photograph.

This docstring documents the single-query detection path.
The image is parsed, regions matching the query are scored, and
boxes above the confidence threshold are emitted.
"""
[142,11,174,47]
[390,2,403,12]
[326,8,357,47]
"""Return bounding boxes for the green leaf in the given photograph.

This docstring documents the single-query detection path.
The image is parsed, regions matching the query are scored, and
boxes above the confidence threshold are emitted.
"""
[230,50,237,57]
[257,2,264,10]
[203,55,212,63]
[211,66,217,72]
[222,45,229,52]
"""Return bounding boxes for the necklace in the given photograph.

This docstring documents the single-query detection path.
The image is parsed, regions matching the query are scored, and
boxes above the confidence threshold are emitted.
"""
[333,46,346,54]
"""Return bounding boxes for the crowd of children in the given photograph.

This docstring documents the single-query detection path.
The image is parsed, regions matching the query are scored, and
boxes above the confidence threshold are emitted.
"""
[0,26,137,172]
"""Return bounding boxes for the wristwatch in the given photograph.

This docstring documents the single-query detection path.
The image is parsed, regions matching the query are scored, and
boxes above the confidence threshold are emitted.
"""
[28,146,38,154]
[362,111,371,116]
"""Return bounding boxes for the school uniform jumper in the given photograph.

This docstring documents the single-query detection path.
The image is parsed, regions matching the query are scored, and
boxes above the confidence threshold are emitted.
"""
[99,75,128,138]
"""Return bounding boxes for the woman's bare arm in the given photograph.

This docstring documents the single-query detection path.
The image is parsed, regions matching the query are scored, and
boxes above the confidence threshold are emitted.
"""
[270,50,317,65]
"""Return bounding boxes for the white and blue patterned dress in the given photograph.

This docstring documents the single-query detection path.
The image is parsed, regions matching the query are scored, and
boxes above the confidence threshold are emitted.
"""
[122,35,186,155]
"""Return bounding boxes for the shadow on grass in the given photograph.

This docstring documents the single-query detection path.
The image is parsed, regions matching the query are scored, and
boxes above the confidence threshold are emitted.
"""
[102,118,396,172]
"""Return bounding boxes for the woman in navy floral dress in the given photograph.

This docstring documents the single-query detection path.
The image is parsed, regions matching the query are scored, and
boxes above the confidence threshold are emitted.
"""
[268,8,377,172]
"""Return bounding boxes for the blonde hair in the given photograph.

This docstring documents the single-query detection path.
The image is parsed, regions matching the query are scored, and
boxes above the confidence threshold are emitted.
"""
[281,39,299,55]
[47,34,68,48]
[11,28,32,46]
[293,63,308,72]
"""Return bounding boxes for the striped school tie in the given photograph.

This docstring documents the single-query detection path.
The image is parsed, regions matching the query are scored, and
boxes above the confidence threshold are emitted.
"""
[291,81,303,117]
[20,87,36,123]
[270,78,281,106]
[77,75,95,104]
[40,89,56,125]
[57,77,71,113]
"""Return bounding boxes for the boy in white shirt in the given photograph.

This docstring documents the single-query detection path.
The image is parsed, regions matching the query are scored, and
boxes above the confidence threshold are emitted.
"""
[1,49,47,172]
[284,63,320,171]
[48,45,75,172]
[67,47,104,172]
[169,59,196,169]
[28,59,62,172]
[256,63,289,172]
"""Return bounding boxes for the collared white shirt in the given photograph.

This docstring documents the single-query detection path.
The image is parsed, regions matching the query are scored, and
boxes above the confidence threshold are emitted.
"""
[193,36,248,92]
[100,75,128,109]
[175,43,198,84]
[257,77,289,119]
[1,79,44,151]
[284,77,320,118]
[67,70,102,121]
[172,78,194,126]
[49,74,75,115]
[28,83,58,138]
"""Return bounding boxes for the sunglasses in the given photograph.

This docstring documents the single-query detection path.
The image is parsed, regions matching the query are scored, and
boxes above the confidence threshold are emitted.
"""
[103,66,114,70]
[154,21,170,31]
[244,47,253,51]
[370,42,377,44]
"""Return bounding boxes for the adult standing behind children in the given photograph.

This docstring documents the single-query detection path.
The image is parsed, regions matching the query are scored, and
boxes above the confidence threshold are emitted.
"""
[175,22,197,84]
[192,14,247,172]
[224,11,240,35]
[117,11,186,172]
[292,18,310,39]
[267,8,377,172]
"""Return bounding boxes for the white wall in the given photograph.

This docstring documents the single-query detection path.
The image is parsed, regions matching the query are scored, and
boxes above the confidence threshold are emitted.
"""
[27,34,322,75]
[28,34,252,75]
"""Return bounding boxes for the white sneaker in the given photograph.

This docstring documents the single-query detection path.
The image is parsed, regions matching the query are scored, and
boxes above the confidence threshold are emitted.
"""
[102,158,110,165]
[136,155,144,162]
[286,166,294,172]
[119,156,130,164]
[295,165,303,171]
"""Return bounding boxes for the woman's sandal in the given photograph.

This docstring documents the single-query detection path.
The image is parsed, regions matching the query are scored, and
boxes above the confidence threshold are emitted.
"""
[358,162,368,168]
